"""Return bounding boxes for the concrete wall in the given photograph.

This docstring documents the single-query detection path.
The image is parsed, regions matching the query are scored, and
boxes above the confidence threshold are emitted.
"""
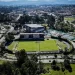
[20,33,44,40]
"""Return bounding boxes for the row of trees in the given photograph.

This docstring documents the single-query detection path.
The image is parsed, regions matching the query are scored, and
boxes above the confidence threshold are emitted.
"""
[18,13,55,29]
[0,13,12,23]
[51,54,72,73]
[18,14,75,32]
[51,59,72,72]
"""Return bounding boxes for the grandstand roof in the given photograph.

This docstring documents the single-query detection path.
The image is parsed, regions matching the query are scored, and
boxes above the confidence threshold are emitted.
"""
[25,24,43,28]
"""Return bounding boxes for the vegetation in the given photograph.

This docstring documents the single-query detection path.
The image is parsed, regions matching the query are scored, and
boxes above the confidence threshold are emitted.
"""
[18,14,55,29]
[56,40,67,50]
[0,60,6,64]
[55,15,75,32]
[64,17,75,22]
[41,63,75,75]
[47,15,55,29]
[5,33,15,42]
[0,50,45,75]
[55,21,74,32]
[0,13,12,23]
[8,42,17,50]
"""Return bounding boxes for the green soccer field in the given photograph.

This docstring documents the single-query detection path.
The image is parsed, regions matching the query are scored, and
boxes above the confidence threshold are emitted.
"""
[8,39,59,52]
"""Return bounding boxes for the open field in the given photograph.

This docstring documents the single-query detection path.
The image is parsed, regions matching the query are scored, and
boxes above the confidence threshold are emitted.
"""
[41,64,75,75]
[64,17,75,22]
[0,60,5,64]
[8,42,16,51]
[8,39,59,52]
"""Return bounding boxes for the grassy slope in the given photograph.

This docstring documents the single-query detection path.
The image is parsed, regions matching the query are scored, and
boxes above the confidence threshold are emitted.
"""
[8,42,17,50]
[41,64,75,75]
[56,40,67,50]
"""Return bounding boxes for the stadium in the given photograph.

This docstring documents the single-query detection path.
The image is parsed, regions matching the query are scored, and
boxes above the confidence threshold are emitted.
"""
[6,24,68,52]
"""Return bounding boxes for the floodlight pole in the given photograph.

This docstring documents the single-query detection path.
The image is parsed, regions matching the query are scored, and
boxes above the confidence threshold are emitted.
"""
[37,41,40,61]
[36,41,40,68]
[39,41,40,53]
[37,41,41,69]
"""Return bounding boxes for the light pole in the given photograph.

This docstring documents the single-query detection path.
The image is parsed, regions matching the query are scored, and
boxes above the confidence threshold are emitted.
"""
[36,41,40,53]
[36,41,41,69]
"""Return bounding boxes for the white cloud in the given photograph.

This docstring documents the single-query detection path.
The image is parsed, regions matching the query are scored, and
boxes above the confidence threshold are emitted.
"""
[27,0,38,1]
[27,0,56,2]
[44,0,56,1]
[0,0,57,2]
[0,0,18,2]
[68,0,75,1]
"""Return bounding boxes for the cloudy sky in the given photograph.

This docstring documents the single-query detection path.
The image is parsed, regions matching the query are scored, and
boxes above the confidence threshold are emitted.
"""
[0,0,74,2]
[0,0,75,5]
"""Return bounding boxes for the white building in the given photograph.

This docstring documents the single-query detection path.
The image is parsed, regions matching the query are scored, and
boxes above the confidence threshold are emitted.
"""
[25,24,44,33]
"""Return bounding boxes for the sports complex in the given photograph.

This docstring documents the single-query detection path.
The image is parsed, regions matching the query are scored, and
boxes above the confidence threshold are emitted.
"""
[0,23,75,75]
[7,24,74,53]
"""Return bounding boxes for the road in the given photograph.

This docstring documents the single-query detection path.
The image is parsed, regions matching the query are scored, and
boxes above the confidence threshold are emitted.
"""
[0,25,14,43]
[0,57,17,62]
[0,36,5,42]
[63,41,70,49]
[71,41,75,49]
[1,53,75,63]
[38,59,65,63]
[16,14,23,21]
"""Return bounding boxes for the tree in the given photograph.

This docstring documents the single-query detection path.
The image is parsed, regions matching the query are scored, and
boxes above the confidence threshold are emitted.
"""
[14,68,21,75]
[18,14,31,24]
[5,33,14,42]
[0,13,11,23]
[33,15,44,24]
[64,59,72,72]
[51,60,57,70]
[63,47,68,55]
[47,15,55,29]
[60,63,65,72]
[55,21,74,32]
[42,13,48,19]
[1,62,15,75]
[20,54,38,75]
[15,49,28,67]
[58,15,64,22]
[31,54,38,62]
[54,54,57,59]
[37,61,45,74]
[0,49,44,75]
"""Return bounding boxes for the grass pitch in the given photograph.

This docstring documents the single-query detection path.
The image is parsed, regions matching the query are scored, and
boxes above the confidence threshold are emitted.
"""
[8,39,59,52]
[64,17,75,22]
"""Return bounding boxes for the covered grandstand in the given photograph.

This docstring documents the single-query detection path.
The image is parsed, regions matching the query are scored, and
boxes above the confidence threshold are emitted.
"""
[48,29,75,41]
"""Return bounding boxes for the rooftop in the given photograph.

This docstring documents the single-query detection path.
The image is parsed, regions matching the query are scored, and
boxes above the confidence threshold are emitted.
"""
[20,33,44,35]
[25,24,43,28]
